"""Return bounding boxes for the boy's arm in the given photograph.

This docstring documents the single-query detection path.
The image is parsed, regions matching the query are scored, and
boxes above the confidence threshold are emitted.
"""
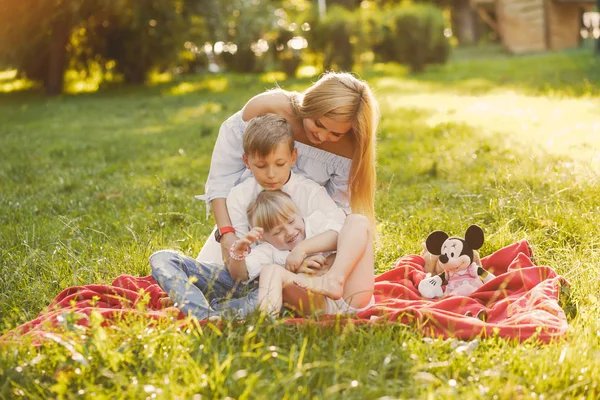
[295,230,338,254]
[285,210,344,272]
[286,230,338,272]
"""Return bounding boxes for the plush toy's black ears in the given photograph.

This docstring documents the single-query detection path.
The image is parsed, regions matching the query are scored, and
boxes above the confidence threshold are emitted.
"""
[426,230,449,255]
[465,225,484,250]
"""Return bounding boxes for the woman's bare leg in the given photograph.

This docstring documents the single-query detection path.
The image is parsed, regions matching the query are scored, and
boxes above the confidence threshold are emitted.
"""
[258,264,326,316]
[294,214,374,308]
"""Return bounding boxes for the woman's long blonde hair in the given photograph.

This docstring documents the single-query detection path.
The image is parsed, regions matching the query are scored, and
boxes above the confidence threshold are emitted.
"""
[289,72,379,226]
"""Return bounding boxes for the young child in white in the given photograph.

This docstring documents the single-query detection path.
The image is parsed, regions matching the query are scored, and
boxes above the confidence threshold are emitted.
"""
[198,113,346,283]
[229,190,375,316]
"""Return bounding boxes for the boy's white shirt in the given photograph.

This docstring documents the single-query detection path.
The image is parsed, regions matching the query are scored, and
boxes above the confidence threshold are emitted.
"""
[196,171,346,266]
[245,210,343,282]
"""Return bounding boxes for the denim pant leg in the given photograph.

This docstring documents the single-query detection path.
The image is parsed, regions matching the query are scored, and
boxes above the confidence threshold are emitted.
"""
[150,250,217,320]
[149,250,259,319]
[211,282,259,319]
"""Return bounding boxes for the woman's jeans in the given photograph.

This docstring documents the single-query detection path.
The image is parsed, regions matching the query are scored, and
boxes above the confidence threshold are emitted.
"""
[149,250,259,320]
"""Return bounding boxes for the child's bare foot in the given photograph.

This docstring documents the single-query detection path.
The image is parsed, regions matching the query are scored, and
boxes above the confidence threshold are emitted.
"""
[293,274,344,300]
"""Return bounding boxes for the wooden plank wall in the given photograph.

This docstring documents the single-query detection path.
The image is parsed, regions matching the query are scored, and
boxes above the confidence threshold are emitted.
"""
[545,0,595,50]
[497,0,547,53]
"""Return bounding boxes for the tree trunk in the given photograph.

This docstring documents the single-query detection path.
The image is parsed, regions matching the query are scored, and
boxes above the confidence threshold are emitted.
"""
[452,0,478,45]
[45,10,72,96]
[597,0,600,55]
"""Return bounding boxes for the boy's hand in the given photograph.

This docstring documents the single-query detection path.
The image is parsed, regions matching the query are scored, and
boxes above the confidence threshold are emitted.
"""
[285,247,306,272]
[296,254,327,274]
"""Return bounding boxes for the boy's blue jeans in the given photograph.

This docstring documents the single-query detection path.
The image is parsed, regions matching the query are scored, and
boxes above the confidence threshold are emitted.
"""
[149,250,259,320]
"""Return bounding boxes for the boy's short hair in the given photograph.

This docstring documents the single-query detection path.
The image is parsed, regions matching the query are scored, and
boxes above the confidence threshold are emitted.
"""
[247,190,298,232]
[243,114,295,158]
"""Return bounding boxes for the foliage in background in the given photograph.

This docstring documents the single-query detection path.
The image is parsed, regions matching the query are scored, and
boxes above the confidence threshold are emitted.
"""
[373,3,450,72]
[216,0,278,73]
[0,0,455,93]
[271,28,303,77]
[81,0,206,85]
[0,0,92,95]
[308,5,357,71]
[0,0,207,94]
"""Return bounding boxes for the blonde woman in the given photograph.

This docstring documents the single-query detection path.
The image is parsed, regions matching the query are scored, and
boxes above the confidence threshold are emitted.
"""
[199,72,380,265]
[149,73,379,321]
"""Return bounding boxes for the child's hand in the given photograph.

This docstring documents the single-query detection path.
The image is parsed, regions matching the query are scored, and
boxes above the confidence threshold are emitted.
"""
[285,247,306,273]
[297,254,327,274]
[245,227,263,246]
[231,227,263,257]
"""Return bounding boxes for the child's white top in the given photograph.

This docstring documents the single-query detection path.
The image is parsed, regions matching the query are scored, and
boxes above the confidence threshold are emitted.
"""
[200,109,352,210]
[245,210,343,281]
[197,171,347,265]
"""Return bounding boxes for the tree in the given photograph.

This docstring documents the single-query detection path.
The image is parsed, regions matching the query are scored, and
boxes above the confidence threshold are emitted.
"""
[84,1,201,84]
[597,0,600,55]
[0,0,207,95]
[0,1,85,96]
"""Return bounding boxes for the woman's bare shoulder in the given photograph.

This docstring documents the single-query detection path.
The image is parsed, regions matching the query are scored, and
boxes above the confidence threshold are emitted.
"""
[242,89,292,121]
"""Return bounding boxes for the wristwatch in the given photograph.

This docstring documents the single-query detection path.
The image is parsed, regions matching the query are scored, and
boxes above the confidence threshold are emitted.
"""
[214,226,235,243]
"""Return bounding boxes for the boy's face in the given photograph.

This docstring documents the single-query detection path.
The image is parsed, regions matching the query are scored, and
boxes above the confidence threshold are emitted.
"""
[262,214,306,251]
[243,143,297,190]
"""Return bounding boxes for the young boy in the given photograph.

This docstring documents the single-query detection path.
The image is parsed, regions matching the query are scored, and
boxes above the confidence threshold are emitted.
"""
[229,190,374,316]
[150,114,346,320]
[201,113,346,280]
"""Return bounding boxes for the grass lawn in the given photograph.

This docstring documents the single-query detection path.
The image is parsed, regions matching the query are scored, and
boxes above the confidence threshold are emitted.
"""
[1,49,600,398]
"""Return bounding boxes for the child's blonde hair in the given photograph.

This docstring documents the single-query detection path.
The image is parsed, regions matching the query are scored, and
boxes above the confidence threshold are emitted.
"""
[288,72,379,226]
[243,113,295,158]
[247,190,299,232]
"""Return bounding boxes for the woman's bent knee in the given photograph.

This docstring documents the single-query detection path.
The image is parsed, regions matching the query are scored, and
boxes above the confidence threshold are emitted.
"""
[346,214,370,232]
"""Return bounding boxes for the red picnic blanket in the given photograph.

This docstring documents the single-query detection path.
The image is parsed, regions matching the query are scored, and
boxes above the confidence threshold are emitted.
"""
[2,240,569,343]
[291,239,570,343]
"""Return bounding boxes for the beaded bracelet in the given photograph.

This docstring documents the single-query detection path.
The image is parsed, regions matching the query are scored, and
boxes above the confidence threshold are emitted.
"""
[229,241,250,261]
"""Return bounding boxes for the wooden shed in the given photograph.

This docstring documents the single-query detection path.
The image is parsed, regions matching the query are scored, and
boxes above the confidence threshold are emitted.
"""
[471,0,596,53]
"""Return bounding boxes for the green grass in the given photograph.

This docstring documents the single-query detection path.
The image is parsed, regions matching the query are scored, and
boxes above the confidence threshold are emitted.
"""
[1,49,600,398]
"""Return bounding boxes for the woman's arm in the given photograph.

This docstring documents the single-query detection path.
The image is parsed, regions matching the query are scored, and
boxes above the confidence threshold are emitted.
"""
[211,198,238,262]
[204,113,248,203]
[242,90,290,121]
[206,93,290,254]
[203,107,255,262]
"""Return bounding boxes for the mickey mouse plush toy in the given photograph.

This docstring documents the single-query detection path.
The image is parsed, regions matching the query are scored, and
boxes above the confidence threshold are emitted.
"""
[418,225,496,298]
